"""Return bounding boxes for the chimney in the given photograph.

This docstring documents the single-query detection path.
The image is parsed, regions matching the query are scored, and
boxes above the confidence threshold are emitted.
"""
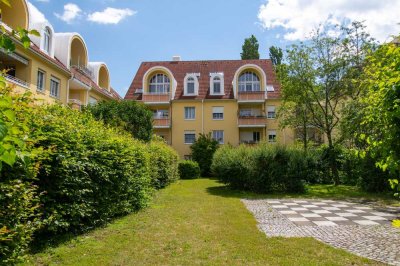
[172,55,181,62]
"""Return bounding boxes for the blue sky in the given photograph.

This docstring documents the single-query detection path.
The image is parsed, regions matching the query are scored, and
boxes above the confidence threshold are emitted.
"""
[30,0,400,97]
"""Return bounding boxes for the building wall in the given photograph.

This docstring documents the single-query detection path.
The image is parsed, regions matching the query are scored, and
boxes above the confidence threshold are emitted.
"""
[9,45,70,105]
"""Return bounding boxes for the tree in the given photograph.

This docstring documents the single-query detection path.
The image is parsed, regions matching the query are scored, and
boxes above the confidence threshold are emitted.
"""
[278,22,375,185]
[241,35,260,60]
[190,133,219,176]
[269,46,283,66]
[87,100,153,142]
[356,38,400,188]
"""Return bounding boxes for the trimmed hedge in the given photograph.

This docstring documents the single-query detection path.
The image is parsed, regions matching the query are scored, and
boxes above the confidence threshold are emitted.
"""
[178,160,200,179]
[211,144,307,193]
[1,97,179,263]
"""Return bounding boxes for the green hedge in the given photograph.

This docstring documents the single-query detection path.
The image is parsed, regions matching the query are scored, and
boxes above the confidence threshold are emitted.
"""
[178,160,200,179]
[1,93,179,263]
[211,144,307,193]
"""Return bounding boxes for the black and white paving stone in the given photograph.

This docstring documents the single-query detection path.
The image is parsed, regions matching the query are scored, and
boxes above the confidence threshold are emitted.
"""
[242,199,400,265]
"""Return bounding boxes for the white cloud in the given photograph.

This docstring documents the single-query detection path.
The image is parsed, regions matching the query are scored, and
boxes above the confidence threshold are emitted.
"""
[55,3,82,24]
[35,0,50,2]
[87,7,136,25]
[258,0,400,42]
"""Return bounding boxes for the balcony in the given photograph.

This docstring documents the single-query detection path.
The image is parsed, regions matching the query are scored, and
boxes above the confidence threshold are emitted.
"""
[237,91,266,103]
[238,116,267,128]
[68,99,82,110]
[153,118,171,128]
[5,74,29,89]
[71,65,94,79]
[142,93,170,104]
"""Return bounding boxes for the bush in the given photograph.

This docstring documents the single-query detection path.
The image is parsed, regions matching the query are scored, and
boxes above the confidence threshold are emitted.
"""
[191,133,219,176]
[211,144,306,193]
[87,100,153,142]
[178,160,200,179]
[148,140,180,189]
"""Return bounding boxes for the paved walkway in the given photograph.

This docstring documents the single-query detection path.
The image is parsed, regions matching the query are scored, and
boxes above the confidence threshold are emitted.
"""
[242,199,400,265]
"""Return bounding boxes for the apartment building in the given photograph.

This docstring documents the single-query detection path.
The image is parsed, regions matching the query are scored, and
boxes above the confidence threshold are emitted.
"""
[0,0,121,108]
[125,57,296,158]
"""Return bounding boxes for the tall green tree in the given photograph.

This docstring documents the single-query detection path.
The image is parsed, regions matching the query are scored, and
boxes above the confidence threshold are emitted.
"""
[240,35,260,60]
[190,133,219,176]
[87,100,153,142]
[355,38,400,188]
[278,22,375,185]
[269,46,283,66]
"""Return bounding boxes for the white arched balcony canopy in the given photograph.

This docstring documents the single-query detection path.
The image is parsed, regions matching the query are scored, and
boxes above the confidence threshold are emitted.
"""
[142,66,177,99]
[54,33,89,69]
[232,64,267,99]
[88,62,111,91]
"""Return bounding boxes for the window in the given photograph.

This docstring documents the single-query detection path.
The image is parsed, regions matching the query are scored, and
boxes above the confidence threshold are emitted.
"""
[88,96,98,105]
[238,71,260,92]
[268,130,277,143]
[43,27,51,54]
[267,106,276,119]
[153,109,169,119]
[184,74,199,95]
[184,107,195,120]
[212,107,224,120]
[210,73,224,95]
[149,73,170,93]
[37,70,45,92]
[184,131,196,144]
[253,131,261,142]
[50,77,60,98]
[212,130,224,144]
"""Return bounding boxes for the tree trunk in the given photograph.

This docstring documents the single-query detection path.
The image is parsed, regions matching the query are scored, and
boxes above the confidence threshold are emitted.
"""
[303,121,308,153]
[327,132,340,186]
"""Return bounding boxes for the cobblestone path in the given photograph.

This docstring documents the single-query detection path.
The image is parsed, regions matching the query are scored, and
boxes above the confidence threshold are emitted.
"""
[242,199,400,265]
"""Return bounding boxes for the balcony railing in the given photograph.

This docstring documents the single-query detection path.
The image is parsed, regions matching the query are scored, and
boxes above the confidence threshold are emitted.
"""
[238,116,267,127]
[238,91,266,102]
[5,74,29,89]
[142,92,170,103]
[68,99,82,110]
[153,118,171,128]
[71,65,94,79]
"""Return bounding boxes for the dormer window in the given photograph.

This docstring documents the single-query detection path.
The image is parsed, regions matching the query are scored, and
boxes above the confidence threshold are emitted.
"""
[239,71,260,92]
[210,72,224,95]
[184,73,199,96]
[43,27,51,54]
[149,73,170,94]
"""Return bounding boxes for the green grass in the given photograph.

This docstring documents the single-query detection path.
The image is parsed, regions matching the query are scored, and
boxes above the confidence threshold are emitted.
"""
[25,179,383,266]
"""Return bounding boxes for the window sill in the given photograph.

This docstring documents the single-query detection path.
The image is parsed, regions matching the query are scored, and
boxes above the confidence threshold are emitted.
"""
[49,95,61,100]
[213,119,224,121]
[184,119,196,121]
[210,93,225,96]
[184,143,195,145]
[36,89,46,95]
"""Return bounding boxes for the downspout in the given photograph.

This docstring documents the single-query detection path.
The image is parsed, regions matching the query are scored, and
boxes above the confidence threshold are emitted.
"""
[201,99,204,134]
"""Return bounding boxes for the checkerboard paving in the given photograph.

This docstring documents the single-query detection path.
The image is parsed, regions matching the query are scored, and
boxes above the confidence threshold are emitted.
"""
[267,199,397,226]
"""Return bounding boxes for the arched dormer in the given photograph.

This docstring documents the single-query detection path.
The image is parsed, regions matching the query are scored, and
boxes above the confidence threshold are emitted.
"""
[54,33,89,69]
[0,0,29,30]
[88,62,111,91]
[232,64,267,99]
[183,73,199,96]
[142,66,177,99]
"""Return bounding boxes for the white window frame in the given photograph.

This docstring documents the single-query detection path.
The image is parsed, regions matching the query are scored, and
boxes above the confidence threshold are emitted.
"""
[209,72,224,95]
[184,131,196,144]
[37,69,46,92]
[88,96,98,105]
[184,73,199,96]
[212,106,224,120]
[268,130,277,143]
[267,106,276,119]
[253,131,261,142]
[149,73,170,94]
[43,27,51,54]
[50,76,60,99]
[238,71,260,92]
[184,107,196,120]
[212,130,224,144]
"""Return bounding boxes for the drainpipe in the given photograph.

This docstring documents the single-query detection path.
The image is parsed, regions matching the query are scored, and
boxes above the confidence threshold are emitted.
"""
[201,99,204,134]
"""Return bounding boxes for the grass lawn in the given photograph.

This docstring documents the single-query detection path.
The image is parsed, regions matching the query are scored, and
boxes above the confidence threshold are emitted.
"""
[25,179,383,266]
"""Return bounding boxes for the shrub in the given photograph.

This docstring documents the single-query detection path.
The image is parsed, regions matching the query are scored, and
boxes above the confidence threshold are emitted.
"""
[191,133,219,176]
[148,140,180,189]
[211,144,306,193]
[178,160,200,179]
[87,100,153,142]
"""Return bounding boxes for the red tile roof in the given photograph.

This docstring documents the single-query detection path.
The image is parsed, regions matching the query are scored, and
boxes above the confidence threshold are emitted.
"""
[125,59,281,100]
[30,43,70,73]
